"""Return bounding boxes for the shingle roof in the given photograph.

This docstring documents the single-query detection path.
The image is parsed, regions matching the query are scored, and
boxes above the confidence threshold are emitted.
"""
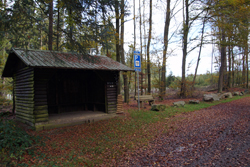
[2,48,134,77]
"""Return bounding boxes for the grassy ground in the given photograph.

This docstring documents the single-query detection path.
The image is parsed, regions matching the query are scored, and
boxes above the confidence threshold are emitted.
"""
[3,95,247,166]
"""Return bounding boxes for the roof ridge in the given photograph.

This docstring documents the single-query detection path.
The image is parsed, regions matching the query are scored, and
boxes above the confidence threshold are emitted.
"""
[12,48,85,55]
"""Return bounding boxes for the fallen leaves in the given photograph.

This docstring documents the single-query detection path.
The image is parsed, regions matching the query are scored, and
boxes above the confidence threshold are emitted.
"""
[116,97,250,166]
[9,96,250,166]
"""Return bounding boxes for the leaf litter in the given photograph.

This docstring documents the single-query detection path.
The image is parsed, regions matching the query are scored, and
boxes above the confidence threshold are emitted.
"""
[13,96,250,166]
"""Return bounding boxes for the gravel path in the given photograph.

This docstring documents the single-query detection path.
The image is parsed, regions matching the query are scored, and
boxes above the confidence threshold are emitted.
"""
[118,97,250,166]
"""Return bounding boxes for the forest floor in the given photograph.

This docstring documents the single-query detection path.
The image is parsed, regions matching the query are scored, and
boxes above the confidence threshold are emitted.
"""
[116,95,250,166]
[1,87,250,166]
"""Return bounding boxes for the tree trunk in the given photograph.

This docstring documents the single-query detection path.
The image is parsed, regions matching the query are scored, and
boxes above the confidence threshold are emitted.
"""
[228,42,232,88]
[232,49,235,87]
[147,0,152,94]
[48,0,53,50]
[192,11,207,90]
[143,0,147,93]
[139,0,143,95]
[69,7,73,51]
[133,0,137,98]
[180,0,189,97]
[218,30,226,93]
[161,0,171,99]
[246,41,249,88]
[120,0,128,103]
[56,4,60,51]
[242,53,245,86]
[115,0,120,95]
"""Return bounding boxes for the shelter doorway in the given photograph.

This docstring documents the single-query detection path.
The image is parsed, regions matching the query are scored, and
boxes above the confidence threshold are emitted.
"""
[47,70,106,114]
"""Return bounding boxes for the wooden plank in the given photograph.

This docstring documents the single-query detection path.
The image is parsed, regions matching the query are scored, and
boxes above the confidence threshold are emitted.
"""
[16,74,34,81]
[16,105,34,112]
[16,102,34,108]
[35,105,48,110]
[107,95,117,98]
[15,85,34,89]
[108,101,117,105]
[16,114,35,123]
[15,81,34,87]
[16,100,34,104]
[15,94,34,98]
[16,108,33,114]
[34,109,48,115]
[16,97,34,101]
[107,98,117,101]
[108,104,116,108]
[16,67,34,76]
[34,113,48,119]
[35,117,48,122]
[108,106,117,109]
[16,111,35,119]
[15,90,34,94]
[35,101,48,106]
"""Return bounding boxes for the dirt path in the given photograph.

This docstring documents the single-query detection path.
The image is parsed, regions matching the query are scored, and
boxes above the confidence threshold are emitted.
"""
[117,97,250,166]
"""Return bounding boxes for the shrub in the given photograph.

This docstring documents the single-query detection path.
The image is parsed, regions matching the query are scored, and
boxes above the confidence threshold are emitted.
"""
[0,118,42,164]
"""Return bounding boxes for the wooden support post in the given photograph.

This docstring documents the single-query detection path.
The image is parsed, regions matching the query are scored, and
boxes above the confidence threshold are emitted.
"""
[12,81,15,114]
[55,71,60,113]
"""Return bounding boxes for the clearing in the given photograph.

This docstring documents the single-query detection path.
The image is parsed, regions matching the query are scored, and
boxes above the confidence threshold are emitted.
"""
[1,89,250,166]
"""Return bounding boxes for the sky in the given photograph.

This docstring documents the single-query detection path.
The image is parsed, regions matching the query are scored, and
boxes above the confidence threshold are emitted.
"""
[122,0,217,77]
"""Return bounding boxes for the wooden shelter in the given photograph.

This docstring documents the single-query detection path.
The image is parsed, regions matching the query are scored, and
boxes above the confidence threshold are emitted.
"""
[2,48,134,129]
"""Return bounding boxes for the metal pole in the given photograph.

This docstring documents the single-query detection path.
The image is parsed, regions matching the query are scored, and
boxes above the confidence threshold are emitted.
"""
[137,71,140,110]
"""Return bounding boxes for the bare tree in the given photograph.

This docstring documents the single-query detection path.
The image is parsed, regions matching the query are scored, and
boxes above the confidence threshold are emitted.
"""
[160,0,171,99]
[180,0,189,97]
[139,0,143,95]
[192,11,208,89]
[147,0,152,94]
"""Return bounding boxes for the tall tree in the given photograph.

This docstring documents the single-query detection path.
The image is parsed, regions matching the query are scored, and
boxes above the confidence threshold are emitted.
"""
[147,0,152,94]
[192,11,207,89]
[133,0,137,98]
[160,0,171,99]
[115,0,120,94]
[180,0,189,97]
[120,0,128,102]
[48,0,53,50]
[139,0,143,95]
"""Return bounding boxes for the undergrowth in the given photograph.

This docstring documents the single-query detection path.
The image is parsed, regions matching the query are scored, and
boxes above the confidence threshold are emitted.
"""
[0,114,43,166]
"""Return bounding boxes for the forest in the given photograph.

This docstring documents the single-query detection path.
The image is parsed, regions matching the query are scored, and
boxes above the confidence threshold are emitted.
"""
[0,0,250,102]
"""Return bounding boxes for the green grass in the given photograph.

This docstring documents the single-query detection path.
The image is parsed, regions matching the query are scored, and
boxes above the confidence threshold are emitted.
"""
[13,95,248,166]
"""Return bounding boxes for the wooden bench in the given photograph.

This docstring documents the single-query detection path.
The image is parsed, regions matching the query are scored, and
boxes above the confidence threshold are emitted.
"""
[135,95,155,108]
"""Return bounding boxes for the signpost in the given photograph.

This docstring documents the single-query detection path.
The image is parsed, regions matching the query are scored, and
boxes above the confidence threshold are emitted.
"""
[134,51,141,110]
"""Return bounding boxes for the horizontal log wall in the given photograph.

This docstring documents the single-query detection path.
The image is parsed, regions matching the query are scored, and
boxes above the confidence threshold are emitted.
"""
[34,69,51,123]
[106,71,119,114]
[106,82,117,113]
[14,67,36,125]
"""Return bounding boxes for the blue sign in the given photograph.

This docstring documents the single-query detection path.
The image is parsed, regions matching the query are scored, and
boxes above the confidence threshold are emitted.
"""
[134,51,141,69]
[135,68,141,72]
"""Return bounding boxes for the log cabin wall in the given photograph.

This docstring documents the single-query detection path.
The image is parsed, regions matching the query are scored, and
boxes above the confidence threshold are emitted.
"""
[105,71,119,114]
[34,69,53,124]
[14,67,36,126]
[14,68,119,126]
